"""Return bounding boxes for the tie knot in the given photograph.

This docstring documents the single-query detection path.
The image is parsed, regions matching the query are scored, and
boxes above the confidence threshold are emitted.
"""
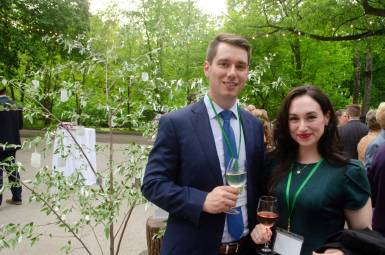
[220,110,233,121]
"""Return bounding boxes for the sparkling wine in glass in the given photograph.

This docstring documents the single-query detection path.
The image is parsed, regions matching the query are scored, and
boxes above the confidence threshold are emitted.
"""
[257,196,279,254]
[225,158,246,214]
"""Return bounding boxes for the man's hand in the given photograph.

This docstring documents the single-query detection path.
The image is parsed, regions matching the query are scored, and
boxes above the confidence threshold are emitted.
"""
[312,249,345,255]
[202,186,239,214]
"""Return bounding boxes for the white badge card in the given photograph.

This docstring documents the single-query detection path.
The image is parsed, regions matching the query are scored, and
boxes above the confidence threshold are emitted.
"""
[273,228,303,255]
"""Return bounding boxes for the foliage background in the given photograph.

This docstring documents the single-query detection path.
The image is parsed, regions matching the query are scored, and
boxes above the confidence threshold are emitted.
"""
[1,0,385,254]
[2,0,384,128]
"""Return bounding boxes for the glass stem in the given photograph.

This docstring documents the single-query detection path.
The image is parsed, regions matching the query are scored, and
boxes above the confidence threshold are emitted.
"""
[264,227,270,250]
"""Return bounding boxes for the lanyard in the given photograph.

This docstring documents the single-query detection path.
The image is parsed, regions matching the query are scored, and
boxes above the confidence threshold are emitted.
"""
[208,96,242,160]
[285,158,323,231]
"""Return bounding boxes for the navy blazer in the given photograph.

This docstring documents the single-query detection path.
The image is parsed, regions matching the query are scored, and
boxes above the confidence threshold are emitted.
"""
[142,99,265,255]
[368,143,385,236]
[0,96,23,152]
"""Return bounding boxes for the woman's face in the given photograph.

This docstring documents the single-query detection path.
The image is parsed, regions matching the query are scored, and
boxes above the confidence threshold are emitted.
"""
[288,95,330,149]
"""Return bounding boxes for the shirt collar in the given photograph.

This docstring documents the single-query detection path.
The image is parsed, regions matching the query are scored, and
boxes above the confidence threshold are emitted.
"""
[204,94,239,120]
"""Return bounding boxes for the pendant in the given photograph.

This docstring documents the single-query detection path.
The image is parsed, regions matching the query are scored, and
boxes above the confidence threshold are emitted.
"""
[288,220,291,232]
[296,170,301,174]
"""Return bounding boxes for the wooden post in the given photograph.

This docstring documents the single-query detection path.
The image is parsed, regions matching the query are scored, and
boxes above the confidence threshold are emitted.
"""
[146,216,167,255]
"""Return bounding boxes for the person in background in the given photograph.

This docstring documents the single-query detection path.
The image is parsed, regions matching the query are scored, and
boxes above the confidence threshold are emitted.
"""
[338,104,369,159]
[367,142,385,237]
[0,82,23,206]
[142,33,265,255]
[357,109,381,163]
[246,105,273,151]
[364,102,385,170]
[251,85,372,255]
[335,109,348,127]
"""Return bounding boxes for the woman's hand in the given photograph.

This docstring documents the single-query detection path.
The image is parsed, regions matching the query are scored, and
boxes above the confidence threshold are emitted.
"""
[312,248,345,255]
[250,223,272,244]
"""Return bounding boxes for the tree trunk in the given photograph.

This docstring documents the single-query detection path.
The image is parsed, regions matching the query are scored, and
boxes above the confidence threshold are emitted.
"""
[9,83,16,100]
[20,80,25,103]
[127,77,132,129]
[184,0,192,105]
[141,0,154,62]
[362,50,373,118]
[352,51,361,104]
[289,37,302,80]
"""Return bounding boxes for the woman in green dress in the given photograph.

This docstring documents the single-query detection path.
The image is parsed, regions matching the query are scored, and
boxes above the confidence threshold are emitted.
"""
[251,85,372,255]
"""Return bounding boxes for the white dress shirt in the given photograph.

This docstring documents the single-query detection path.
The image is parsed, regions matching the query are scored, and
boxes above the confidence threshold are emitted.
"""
[203,94,248,243]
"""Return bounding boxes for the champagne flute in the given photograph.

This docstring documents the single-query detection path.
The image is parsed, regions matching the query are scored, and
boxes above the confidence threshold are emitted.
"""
[256,196,279,254]
[225,158,246,214]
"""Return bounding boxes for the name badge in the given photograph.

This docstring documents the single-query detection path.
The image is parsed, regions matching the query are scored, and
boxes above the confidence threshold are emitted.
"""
[273,228,303,255]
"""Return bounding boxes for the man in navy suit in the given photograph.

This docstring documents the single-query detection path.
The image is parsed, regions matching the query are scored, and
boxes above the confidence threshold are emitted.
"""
[142,33,265,255]
[338,104,368,159]
[0,82,23,205]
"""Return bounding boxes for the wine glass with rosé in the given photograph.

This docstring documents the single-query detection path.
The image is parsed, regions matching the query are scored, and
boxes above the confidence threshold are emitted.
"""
[256,196,279,254]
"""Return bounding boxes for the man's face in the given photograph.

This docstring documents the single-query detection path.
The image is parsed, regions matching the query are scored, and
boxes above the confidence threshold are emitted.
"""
[338,112,349,125]
[204,42,249,103]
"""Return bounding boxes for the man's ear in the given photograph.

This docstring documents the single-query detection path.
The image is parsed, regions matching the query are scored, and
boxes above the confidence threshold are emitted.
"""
[203,60,210,76]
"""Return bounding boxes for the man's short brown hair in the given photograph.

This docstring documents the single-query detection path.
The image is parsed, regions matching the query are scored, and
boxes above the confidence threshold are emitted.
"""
[206,33,251,65]
[335,109,346,118]
[346,104,361,118]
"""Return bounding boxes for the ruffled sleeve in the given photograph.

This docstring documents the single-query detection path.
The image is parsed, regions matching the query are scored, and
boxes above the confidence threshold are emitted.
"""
[343,159,371,210]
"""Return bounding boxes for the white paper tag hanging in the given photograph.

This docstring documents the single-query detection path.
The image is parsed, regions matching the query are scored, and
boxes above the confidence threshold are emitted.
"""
[31,152,41,168]
[57,156,66,167]
[111,116,117,127]
[60,88,68,102]
[32,79,40,89]
[141,72,149,81]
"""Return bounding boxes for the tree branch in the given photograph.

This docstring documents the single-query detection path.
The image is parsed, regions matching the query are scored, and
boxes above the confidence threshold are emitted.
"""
[363,0,385,17]
[331,14,366,36]
[115,202,136,255]
[19,180,93,255]
[254,23,385,41]
[90,225,104,255]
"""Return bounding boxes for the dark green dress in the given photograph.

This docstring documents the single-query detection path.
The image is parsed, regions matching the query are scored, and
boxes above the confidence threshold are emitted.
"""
[275,159,370,255]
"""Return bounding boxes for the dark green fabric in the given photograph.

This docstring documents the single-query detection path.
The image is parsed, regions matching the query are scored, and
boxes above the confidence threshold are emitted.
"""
[274,159,370,255]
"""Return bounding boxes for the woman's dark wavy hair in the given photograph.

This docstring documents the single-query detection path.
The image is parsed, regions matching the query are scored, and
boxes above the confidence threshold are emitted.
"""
[269,85,349,192]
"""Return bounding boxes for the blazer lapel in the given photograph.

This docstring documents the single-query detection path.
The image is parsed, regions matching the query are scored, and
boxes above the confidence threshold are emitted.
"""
[191,100,223,185]
[240,110,257,219]
[240,110,254,173]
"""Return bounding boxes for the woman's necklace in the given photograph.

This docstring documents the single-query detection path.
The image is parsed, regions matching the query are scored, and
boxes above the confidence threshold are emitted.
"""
[295,164,309,174]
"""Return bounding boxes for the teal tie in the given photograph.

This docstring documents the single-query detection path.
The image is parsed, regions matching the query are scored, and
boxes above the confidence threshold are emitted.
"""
[220,110,244,240]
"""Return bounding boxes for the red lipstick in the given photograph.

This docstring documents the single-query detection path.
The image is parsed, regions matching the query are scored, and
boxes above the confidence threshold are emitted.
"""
[297,133,311,139]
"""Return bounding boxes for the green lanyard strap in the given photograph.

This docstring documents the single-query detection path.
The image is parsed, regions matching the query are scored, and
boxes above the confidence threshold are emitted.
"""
[208,96,242,160]
[285,158,323,231]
